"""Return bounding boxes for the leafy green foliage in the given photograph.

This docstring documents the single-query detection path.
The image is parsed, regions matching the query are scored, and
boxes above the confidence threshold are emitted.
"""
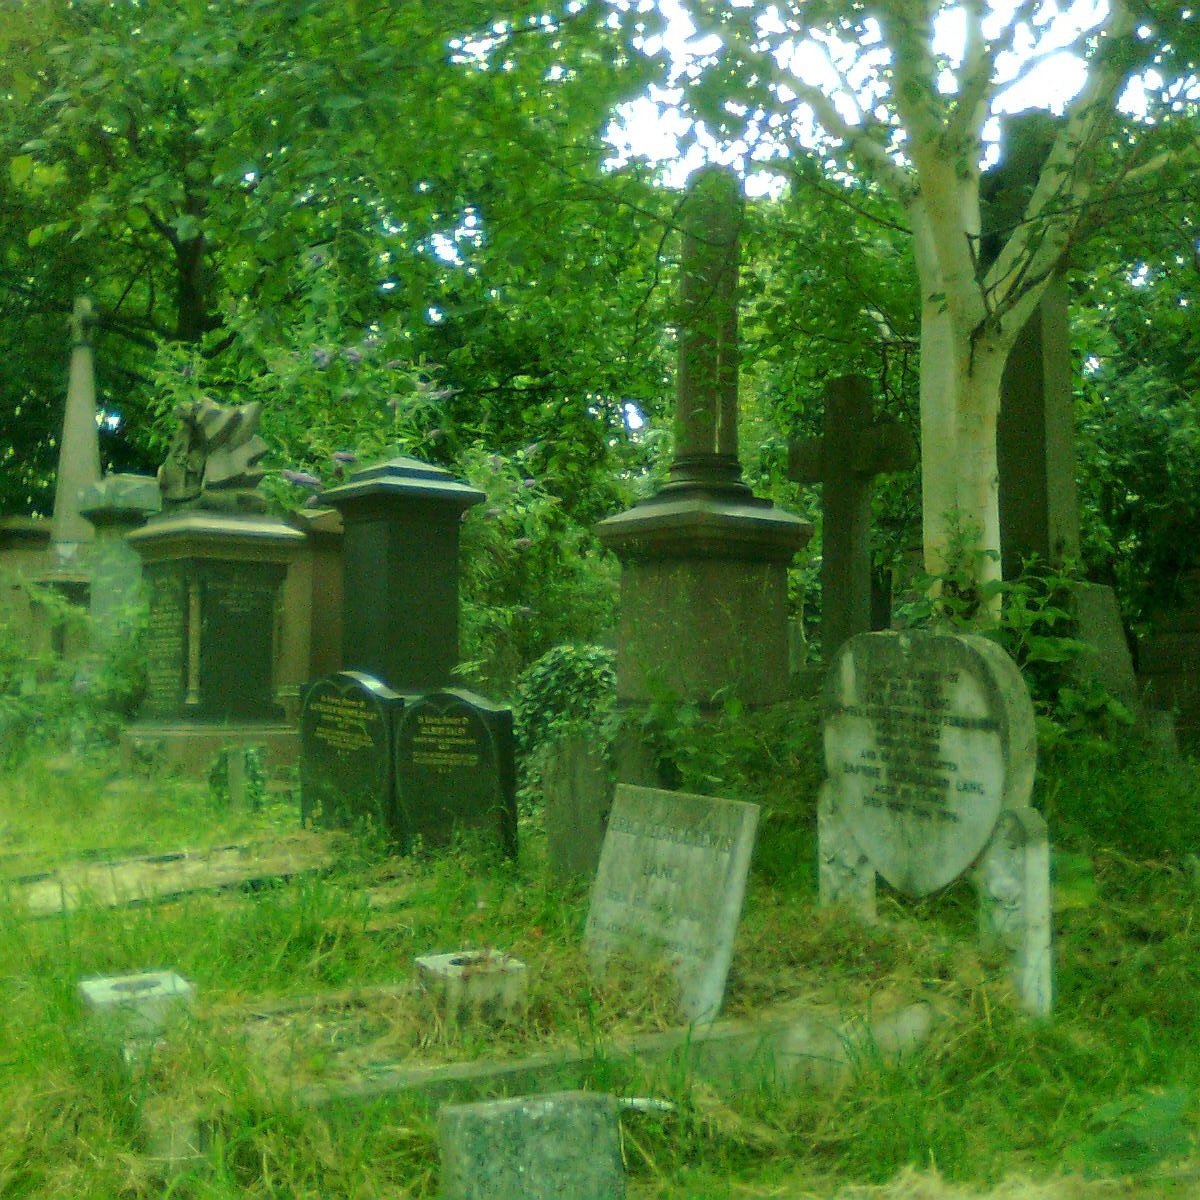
[895,522,1132,744]
[512,643,616,759]
[0,591,146,765]
[458,452,620,695]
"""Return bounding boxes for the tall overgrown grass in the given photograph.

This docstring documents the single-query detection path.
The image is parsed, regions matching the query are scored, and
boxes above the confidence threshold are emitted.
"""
[1,706,1199,1197]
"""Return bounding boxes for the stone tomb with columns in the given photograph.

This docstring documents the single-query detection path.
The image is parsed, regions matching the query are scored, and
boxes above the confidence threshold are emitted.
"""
[818,630,1051,1016]
[126,510,306,769]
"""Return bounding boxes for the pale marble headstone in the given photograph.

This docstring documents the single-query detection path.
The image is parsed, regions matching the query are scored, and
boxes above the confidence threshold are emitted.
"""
[584,784,759,1023]
[824,631,1035,897]
[819,631,1051,1015]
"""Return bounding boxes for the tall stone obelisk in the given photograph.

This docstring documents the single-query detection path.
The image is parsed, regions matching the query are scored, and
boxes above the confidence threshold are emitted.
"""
[50,297,103,567]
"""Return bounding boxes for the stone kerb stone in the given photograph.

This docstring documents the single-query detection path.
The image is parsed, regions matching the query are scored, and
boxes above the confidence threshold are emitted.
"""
[584,784,759,1024]
[823,630,1036,897]
[438,1091,625,1200]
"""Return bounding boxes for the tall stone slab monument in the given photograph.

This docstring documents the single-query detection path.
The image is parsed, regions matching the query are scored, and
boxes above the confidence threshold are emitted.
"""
[596,167,811,722]
[983,114,1136,705]
[788,375,915,662]
[50,297,103,568]
[300,457,518,857]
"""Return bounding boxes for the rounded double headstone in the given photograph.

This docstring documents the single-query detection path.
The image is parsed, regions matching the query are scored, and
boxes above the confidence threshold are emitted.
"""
[824,630,1036,897]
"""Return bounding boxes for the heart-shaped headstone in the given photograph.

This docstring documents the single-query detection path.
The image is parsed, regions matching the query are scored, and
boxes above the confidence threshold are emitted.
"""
[824,631,1036,897]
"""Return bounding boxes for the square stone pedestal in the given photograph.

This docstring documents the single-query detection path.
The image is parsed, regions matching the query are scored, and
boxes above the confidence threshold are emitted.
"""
[596,494,811,707]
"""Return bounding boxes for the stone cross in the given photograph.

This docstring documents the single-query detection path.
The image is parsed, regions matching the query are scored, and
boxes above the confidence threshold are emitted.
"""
[788,375,915,660]
[51,296,103,556]
[664,164,748,496]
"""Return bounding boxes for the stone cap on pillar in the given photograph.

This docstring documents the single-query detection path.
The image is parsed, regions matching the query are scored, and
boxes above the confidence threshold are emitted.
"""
[320,456,485,513]
[0,516,51,550]
[596,493,812,564]
[127,510,306,562]
[79,474,162,529]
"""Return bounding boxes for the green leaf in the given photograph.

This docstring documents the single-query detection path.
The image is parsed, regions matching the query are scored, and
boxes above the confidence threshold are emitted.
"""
[9,155,34,187]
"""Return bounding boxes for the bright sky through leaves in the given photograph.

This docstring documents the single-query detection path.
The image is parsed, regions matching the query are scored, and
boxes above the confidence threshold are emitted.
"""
[605,0,1167,191]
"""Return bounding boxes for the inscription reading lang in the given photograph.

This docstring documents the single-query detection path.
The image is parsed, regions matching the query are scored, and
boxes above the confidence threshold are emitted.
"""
[833,668,998,823]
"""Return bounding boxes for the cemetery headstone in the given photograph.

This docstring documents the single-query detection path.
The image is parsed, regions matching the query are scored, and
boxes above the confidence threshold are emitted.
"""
[127,396,307,770]
[394,690,517,858]
[819,630,1051,1015]
[438,1091,625,1200]
[788,375,915,660]
[542,734,613,883]
[138,548,292,722]
[584,784,759,1023]
[300,671,403,834]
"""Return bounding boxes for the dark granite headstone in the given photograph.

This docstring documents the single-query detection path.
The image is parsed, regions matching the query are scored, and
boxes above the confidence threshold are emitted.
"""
[300,671,403,833]
[394,690,516,857]
[199,565,284,719]
[140,559,285,721]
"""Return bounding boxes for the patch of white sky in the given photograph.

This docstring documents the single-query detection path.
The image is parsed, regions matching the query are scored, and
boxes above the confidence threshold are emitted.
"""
[605,0,1180,195]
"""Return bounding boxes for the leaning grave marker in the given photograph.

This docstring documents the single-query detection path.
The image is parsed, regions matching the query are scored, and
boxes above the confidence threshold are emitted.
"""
[300,671,404,833]
[820,630,1051,1016]
[584,784,759,1024]
[394,689,517,858]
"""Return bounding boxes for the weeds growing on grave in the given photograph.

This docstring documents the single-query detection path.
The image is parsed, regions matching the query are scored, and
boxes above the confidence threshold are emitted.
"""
[2,708,1200,1198]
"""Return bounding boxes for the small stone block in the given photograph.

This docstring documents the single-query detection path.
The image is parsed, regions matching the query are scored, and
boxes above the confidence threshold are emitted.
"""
[78,970,195,1040]
[415,950,528,1025]
[438,1091,625,1200]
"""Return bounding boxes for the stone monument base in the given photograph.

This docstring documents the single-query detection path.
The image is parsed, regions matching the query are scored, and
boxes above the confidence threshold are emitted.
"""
[596,494,811,707]
[121,721,298,776]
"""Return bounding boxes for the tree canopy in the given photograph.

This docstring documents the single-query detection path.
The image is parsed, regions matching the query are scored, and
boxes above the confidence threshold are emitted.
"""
[3,0,1200,646]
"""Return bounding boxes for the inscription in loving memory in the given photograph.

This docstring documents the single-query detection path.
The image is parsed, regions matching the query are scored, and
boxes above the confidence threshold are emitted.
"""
[829,668,998,825]
[411,713,481,772]
[307,694,380,753]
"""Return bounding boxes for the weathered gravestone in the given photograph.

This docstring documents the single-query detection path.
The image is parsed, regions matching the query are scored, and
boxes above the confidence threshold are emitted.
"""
[300,671,403,833]
[819,630,1051,1016]
[136,538,297,723]
[584,784,759,1023]
[788,375,916,661]
[438,1091,625,1200]
[542,735,612,883]
[394,690,517,858]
